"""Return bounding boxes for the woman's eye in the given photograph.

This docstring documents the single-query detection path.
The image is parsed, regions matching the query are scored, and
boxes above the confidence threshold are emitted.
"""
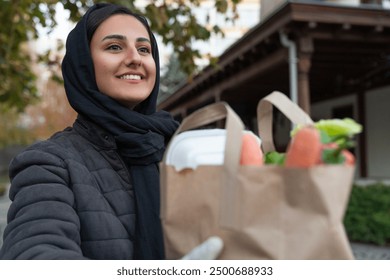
[106,44,122,51]
[138,47,151,54]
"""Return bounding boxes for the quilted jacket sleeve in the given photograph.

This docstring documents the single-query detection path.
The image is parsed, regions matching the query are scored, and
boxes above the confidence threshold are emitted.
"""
[0,146,87,259]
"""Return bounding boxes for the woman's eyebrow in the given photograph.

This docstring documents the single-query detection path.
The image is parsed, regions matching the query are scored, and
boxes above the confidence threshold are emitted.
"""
[101,34,151,44]
[136,37,151,44]
[102,34,126,41]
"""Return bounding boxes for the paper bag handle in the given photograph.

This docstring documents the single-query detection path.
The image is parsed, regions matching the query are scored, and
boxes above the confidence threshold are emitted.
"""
[257,91,314,153]
[165,102,245,174]
[164,102,245,229]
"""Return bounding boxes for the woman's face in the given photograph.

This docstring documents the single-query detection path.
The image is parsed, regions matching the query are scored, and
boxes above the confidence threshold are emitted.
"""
[90,14,156,109]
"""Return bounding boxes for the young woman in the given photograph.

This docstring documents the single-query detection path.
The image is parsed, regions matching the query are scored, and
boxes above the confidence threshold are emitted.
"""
[0,3,222,260]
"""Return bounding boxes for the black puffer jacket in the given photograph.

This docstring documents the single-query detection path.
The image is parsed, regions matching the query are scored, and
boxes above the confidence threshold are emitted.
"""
[0,116,137,259]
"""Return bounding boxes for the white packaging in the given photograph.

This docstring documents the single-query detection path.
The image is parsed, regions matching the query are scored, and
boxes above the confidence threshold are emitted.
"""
[165,129,260,171]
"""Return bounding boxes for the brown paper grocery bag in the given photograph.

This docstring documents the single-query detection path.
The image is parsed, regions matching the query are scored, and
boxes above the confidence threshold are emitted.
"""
[160,91,355,260]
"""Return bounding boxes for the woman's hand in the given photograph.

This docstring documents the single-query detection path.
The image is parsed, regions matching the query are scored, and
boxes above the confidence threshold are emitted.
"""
[180,236,224,260]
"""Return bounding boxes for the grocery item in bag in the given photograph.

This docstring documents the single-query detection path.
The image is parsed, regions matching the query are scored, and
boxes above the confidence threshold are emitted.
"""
[160,92,356,259]
[166,129,261,171]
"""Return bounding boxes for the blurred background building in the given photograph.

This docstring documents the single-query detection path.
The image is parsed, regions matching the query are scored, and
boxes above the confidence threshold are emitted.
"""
[158,0,390,181]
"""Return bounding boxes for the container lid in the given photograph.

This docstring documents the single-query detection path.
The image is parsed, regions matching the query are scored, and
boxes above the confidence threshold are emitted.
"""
[165,129,260,171]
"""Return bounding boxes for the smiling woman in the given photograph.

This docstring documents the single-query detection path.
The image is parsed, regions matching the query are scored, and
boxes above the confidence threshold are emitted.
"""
[89,14,156,109]
[0,3,180,260]
[0,2,223,261]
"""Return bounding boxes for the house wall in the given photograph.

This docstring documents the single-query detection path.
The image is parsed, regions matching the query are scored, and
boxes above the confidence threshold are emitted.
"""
[365,86,390,179]
[260,0,287,21]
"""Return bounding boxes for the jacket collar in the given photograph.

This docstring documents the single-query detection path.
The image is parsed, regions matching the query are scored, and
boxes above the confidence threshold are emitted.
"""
[73,114,117,149]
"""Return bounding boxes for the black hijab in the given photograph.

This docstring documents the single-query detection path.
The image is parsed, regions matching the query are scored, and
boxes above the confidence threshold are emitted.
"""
[61,3,179,259]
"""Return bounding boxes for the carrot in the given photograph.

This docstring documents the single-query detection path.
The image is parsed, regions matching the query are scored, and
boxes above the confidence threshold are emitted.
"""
[342,150,355,165]
[285,126,322,168]
[240,133,263,166]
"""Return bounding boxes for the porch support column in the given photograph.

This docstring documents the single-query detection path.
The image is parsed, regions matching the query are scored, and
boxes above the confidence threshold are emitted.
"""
[214,89,224,128]
[297,36,314,115]
[357,91,368,177]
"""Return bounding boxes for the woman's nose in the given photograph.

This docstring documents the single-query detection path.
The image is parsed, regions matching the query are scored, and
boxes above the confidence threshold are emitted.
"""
[124,46,142,67]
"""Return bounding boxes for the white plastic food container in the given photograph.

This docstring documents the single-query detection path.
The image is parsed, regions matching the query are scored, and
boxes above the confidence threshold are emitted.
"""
[165,129,261,171]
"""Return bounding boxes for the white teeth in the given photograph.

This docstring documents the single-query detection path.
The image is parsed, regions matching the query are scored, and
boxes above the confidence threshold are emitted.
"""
[120,74,141,80]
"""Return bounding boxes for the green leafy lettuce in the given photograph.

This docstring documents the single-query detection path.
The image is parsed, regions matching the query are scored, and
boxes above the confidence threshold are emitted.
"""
[265,118,362,165]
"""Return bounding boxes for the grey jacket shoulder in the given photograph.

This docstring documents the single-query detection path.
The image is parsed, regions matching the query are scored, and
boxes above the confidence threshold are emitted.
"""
[0,117,136,259]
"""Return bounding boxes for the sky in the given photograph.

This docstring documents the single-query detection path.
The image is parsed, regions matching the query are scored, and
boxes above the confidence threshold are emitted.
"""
[35,3,74,53]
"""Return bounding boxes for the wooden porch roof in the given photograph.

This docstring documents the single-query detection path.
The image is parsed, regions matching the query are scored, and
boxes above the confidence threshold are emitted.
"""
[158,1,390,119]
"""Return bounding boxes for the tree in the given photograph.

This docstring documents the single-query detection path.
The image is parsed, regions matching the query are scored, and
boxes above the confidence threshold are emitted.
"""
[159,53,188,102]
[24,63,77,141]
[0,0,242,112]
[0,107,32,148]
[0,58,77,148]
